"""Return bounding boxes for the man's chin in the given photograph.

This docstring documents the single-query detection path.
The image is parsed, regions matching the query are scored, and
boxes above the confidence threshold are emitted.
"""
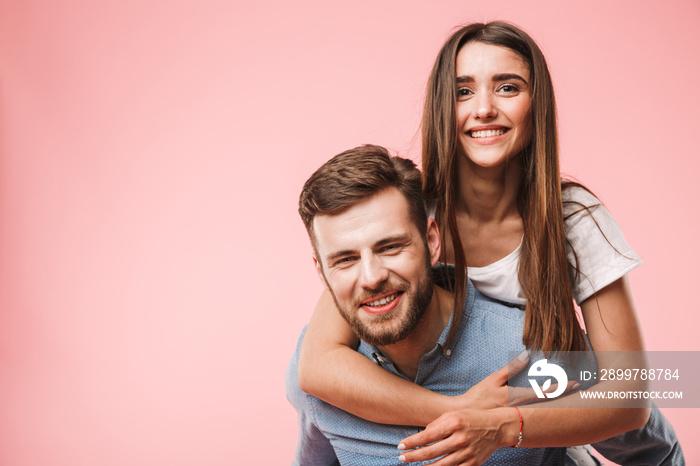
[353,319,409,347]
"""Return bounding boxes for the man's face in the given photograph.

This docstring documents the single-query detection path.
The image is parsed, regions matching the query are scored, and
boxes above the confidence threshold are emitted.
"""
[312,188,440,346]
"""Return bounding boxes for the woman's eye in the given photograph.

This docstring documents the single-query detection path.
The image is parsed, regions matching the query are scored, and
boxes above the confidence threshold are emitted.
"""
[499,84,519,94]
[457,87,473,98]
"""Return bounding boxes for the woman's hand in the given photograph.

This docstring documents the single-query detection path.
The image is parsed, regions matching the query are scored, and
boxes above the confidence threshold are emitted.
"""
[397,407,517,466]
[399,357,582,465]
[454,352,529,410]
[453,351,574,408]
[454,351,578,411]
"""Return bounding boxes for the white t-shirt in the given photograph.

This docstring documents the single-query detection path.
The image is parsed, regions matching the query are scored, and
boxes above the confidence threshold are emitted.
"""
[439,187,642,306]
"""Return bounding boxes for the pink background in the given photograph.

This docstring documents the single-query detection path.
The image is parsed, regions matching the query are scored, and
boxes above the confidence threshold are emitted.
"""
[1,0,698,464]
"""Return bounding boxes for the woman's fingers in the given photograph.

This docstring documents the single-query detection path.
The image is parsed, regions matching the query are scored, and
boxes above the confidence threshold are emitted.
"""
[401,448,481,466]
[399,415,452,450]
[483,351,529,386]
[505,350,530,379]
[398,411,497,465]
[399,424,472,463]
[421,450,482,466]
[399,438,454,463]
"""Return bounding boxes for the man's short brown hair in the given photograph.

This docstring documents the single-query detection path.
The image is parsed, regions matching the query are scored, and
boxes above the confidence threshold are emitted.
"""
[298,145,427,249]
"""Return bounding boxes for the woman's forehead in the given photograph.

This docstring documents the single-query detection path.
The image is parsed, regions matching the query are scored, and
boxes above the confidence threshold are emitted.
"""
[456,42,530,77]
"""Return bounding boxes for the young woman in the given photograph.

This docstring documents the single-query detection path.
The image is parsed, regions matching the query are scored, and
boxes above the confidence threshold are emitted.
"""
[298,22,681,465]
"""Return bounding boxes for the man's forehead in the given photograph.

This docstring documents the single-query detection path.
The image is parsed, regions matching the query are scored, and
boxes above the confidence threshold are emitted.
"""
[312,189,415,257]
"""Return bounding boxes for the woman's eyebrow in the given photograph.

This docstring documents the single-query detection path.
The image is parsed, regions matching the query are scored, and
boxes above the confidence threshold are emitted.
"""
[456,74,529,85]
[493,73,528,84]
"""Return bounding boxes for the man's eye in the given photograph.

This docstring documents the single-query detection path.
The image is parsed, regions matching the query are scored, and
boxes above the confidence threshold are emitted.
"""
[334,257,355,267]
[380,244,401,253]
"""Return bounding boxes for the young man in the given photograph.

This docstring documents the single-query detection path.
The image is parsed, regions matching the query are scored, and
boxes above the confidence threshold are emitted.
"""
[287,145,561,464]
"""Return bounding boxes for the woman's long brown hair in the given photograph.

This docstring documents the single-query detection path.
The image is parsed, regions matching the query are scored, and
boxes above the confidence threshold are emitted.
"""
[422,21,587,353]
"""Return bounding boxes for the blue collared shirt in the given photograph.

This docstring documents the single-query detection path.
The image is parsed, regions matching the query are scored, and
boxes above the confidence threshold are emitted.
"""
[286,281,566,465]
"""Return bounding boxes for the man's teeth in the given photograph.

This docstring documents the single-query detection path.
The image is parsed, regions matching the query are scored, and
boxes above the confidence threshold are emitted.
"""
[365,293,399,307]
[470,129,506,138]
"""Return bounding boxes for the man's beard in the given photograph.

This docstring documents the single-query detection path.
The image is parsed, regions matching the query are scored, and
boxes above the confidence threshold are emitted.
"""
[329,266,434,347]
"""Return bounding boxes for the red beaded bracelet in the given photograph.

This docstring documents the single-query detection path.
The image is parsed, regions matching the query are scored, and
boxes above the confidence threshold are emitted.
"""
[511,406,523,448]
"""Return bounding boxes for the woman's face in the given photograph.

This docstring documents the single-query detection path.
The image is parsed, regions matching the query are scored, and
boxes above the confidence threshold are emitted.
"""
[455,41,532,170]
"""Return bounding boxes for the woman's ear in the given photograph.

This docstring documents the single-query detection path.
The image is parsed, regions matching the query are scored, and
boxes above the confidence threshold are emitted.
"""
[426,218,441,267]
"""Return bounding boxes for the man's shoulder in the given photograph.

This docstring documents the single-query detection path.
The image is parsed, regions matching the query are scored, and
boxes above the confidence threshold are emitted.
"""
[431,265,525,315]
[467,282,526,317]
[285,327,308,410]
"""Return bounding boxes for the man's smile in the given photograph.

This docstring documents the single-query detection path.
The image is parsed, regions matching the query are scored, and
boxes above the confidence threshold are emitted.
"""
[360,291,404,315]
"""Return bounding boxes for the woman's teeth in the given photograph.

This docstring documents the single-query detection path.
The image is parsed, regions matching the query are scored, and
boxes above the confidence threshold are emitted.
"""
[366,293,399,307]
[470,129,506,138]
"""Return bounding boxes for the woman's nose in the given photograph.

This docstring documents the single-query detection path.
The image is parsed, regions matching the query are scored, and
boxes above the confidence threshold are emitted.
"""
[475,94,497,119]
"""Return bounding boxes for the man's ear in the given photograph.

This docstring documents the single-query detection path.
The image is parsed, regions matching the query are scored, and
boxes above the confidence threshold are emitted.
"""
[426,218,441,267]
[313,255,330,291]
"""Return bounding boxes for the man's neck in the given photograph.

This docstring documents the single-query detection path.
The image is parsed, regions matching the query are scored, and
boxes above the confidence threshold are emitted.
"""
[375,285,454,380]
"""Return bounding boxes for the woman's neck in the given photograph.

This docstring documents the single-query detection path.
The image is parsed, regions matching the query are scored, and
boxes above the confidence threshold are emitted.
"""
[446,155,524,267]
[456,155,522,223]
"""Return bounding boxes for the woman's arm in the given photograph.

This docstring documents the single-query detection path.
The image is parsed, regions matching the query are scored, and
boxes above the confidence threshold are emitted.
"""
[513,275,650,443]
[397,276,651,463]
[298,290,528,426]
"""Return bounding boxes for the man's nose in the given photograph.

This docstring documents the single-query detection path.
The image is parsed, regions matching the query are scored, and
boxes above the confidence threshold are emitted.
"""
[358,255,389,290]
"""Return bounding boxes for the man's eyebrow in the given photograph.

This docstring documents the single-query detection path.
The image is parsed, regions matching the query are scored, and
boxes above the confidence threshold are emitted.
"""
[326,249,357,264]
[374,234,411,249]
[325,234,412,264]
